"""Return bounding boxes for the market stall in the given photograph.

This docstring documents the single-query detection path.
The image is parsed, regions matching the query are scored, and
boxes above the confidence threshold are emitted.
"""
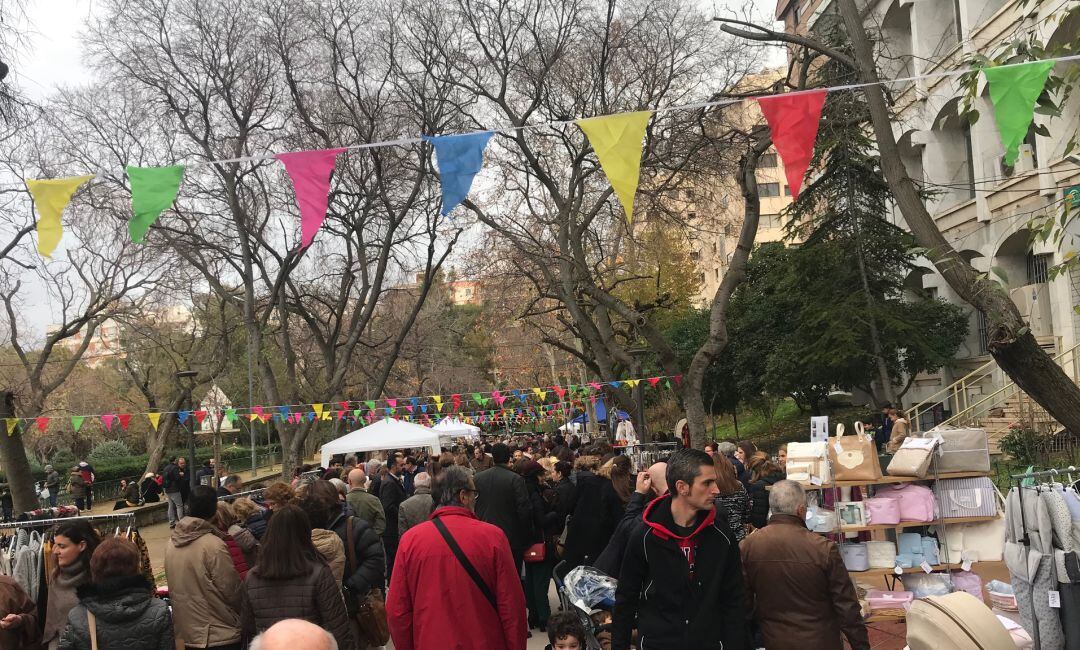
[319,418,442,468]
[432,417,481,440]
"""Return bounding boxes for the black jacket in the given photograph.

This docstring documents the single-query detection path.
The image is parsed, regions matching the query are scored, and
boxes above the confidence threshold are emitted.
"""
[329,512,385,597]
[474,465,532,557]
[594,491,650,577]
[247,509,271,540]
[59,575,173,650]
[613,495,747,650]
[562,470,612,567]
[379,473,407,541]
[748,471,785,529]
[553,477,576,532]
[162,463,184,494]
[140,478,162,503]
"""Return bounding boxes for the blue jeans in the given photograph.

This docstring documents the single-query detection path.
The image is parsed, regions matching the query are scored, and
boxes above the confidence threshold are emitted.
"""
[48,492,57,507]
[74,497,85,510]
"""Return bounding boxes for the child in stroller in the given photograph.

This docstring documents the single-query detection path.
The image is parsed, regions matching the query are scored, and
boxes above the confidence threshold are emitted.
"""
[553,561,617,650]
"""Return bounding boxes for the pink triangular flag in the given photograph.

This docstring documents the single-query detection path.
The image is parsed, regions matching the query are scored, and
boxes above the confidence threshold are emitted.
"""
[276,148,347,248]
[101,414,116,431]
[387,398,397,409]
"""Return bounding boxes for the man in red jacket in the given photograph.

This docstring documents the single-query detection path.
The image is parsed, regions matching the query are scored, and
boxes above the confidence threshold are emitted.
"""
[387,465,527,650]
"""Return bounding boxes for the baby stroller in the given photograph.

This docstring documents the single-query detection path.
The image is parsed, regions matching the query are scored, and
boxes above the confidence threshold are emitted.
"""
[553,561,617,650]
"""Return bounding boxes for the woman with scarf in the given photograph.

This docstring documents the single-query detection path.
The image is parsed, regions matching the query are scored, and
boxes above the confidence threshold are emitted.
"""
[43,521,100,650]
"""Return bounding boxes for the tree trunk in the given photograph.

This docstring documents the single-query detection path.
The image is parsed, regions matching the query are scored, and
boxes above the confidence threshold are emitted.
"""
[0,393,38,514]
[683,132,772,449]
[835,0,1080,433]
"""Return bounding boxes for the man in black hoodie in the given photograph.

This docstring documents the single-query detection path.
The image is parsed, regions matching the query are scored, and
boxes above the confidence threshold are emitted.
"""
[612,449,747,650]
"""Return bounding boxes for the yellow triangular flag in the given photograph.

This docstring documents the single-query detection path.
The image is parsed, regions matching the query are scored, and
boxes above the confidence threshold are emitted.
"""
[576,111,652,223]
[249,413,260,422]
[313,403,324,418]
[5,418,18,436]
[321,410,332,421]
[147,412,162,431]
[27,176,95,257]
[625,379,640,388]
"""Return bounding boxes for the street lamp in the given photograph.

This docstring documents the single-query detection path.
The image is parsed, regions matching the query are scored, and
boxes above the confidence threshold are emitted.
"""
[628,346,649,442]
[176,370,199,492]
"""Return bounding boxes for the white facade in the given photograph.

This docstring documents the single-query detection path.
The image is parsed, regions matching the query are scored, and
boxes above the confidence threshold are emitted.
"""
[778,0,1080,429]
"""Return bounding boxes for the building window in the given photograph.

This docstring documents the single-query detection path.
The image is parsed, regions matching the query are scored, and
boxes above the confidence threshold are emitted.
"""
[978,311,989,354]
[926,286,939,301]
[759,183,781,198]
[762,213,781,229]
[759,153,778,168]
[1027,252,1051,284]
[715,268,720,280]
[784,185,792,196]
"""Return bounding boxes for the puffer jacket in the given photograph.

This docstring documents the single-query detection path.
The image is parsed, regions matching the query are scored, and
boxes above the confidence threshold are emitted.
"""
[227,524,259,568]
[212,530,249,580]
[328,513,384,599]
[58,575,173,650]
[246,509,270,540]
[748,471,785,529]
[239,557,353,649]
[311,528,346,584]
[164,517,242,648]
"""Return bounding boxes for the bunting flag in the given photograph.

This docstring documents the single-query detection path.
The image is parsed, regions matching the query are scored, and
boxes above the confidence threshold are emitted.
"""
[425,132,494,215]
[312,403,324,419]
[321,409,332,421]
[589,382,603,391]
[35,417,49,432]
[147,412,162,431]
[276,148,347,248]
[224,409,237,425]
[387,399,397,409]
[647,377,661,388]
[127,165,185,242]
[404,404,414,413]
[117,413,132,430]
[431,395,444,412]
[410,397,420,412]
[248,413,260,422]
[364,400,376,411]
[532,387,547,402]
[513,390,525,404]
[983,61,1055,167]
[177,410,191,425]
[194,410,208,424]
[5,418,17,436]
[673,374,683,386]
[451,394,462,412]
[337,401,349,410]
[757,89,827,200]
[277,406,290,419]
[353,409,362,420]
[72,415,85,432]
[576,111,653,222]
[27,175,95,257]
[551,385,567,399]
[492,391,505,407]
[471,392,489,407]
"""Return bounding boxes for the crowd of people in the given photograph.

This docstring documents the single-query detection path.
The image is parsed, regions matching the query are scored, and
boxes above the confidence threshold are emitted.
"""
[0,429,888,649]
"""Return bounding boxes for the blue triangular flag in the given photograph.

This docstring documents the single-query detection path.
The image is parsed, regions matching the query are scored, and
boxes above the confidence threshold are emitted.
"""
[177,410,191,424]
[424,131,494,215]
[610,381,623,389]
[277,406,290,418]
[420,404,428,414]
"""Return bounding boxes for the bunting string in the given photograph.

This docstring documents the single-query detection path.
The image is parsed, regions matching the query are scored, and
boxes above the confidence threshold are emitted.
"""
[21,54,1080,253]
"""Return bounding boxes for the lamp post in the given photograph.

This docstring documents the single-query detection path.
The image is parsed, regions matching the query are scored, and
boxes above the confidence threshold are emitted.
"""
[628,347,649,442]
[176,370,198,492]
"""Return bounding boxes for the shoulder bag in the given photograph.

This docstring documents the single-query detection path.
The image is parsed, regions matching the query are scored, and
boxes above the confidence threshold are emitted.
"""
[345,516,390,646]
[432,516,499,611]
[88,610,99,650]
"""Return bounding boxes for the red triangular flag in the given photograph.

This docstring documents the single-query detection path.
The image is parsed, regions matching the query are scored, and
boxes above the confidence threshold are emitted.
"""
[276,148,347,248]
[35,417,49,432]
[647,377,661,388]
[338,401,349,410]
[117,414,132,430]
[194,410,208,424]
[757,89,827,200]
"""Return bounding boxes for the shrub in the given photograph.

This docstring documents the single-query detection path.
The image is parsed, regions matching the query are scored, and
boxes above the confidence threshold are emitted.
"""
[88,440,132,464]
[50,448,76,470]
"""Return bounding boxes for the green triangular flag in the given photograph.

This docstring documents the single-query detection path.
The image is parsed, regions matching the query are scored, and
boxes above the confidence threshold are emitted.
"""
[364,400,376,410]
[72,415,85,432]
[127,165,185,243]
[983,61,1054,167]
[224,408,236,424]
[353,409,362,419]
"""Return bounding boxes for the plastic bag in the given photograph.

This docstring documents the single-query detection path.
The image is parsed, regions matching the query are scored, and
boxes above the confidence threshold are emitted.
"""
[901,572,952,598]
[564,565,618,611]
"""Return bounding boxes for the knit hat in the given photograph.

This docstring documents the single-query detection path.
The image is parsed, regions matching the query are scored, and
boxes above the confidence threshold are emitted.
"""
[78,461,89,468]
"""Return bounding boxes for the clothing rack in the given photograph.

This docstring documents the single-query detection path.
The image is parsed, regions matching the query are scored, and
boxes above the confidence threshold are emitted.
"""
[219,487,267,502]
[0,511,136,530]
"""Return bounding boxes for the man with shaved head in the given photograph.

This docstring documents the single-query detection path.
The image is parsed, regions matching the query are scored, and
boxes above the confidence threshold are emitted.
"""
[345,467,386,536]
[249,619,337,650]
[594,461,668,576]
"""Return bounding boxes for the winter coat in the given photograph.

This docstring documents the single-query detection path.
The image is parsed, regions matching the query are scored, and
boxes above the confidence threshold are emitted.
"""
[123,482,141,505]
[562,470,613,567]
[58,576,172,650]
[474,465,533,559]
[140,478,161,503]
[379,472,407,542]
[67,473,87,499]
[600,479,630,536]
[397,487,434,539]
[162,463,184,495]
[239,557,353,649]
[613,495,748,650]
[552,477,575,535]
[227,524,259,569]
[594,491,650,577]
[469,454,494,473]
[747,471,785,529]
[328,512,385,599]
[164,517,243,648]
[246,509,270,541]
[311,528,346,584]
[346,488,386,537]
[715,485,752,541]
[0,575,40,649]
[387,506,527,650]
[213,530,250,580]
[740,514,869,650]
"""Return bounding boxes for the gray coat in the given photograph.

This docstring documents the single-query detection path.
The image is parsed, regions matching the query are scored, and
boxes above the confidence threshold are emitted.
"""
[398,487,434,539]
[59,576,173,650]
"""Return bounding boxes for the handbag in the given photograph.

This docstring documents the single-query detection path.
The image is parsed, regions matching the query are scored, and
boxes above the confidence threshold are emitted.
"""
[924,426,991,473]
[524,541,546,563]
[887,437,939,478]
[88,610,99,650]
[345,516,390,646]
[828,423,882,482]
[786,441,832,483]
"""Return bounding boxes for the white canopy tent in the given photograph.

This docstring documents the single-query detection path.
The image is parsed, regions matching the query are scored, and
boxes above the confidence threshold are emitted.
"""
[319,418,442,468]
[432,418,482,440]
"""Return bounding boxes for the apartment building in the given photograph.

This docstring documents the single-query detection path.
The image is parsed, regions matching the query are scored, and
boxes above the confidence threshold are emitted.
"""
[777,0,1080,434]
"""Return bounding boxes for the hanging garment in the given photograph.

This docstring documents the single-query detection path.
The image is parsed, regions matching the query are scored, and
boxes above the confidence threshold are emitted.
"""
[1006,487,1064,650]
[1042,489,1080,650]
[11,531,41,602]
[131,530,155,588]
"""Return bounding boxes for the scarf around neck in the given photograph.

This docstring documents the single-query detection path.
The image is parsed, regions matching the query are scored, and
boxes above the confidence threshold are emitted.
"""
[44,562,89,642]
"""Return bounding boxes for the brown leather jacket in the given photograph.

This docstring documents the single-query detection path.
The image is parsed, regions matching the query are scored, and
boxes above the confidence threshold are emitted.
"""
[740,514,869,650]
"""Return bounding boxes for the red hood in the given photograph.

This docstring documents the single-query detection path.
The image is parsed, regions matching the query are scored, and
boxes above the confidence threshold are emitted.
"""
[642,493,716,541]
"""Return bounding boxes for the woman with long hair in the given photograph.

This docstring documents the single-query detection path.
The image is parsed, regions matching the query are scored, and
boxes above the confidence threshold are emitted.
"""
[746,453,786,529]
[43,521,101,650]
[517,460,558,632]
[239,504,353,648]
[712,452,752,541]
[735,441,758,485]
